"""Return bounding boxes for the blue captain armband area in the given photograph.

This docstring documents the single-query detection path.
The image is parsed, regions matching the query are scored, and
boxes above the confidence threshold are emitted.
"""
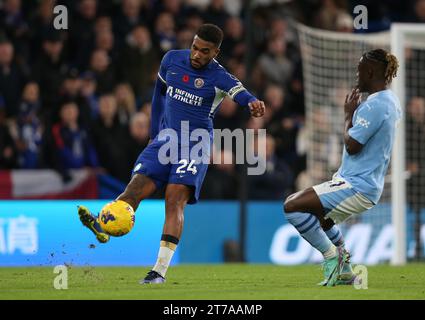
[233,90,257,108]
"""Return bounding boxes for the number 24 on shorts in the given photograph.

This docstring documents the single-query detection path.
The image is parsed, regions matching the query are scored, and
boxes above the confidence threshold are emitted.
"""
[176,159,198,175]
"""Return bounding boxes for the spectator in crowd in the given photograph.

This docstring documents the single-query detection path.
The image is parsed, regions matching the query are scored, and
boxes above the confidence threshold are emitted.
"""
[59,68,96,127]
[32,31,67,122]
[95,28,116,62]
[50,101,98,175]
[248,134,294,199]
[406,48,425,98]
[406,96,425,257]
[221,16,245,65]
[263,84,286,123]
[258,36,293,88]
[0,97,17,168]
[313,0,351,31]
[406,97,425,215]
[226,59,247,83]
[0,0,29,61]
[264,84,302,171]
[412,0,425,22]
[126,111,150,170]
[70,0,98,69]
[154,0,192,30]
[79,71,99,120]
[94,15,112,35]
[0,37,26,118]
[139,101,152,119]
[201,149,239,200]
[203,0,229,30]
[91,94,129,182]
[154,12,177,55]
[89,49,116,95]
[114,83,136,126]
[213,98,243,131]
[183,9,204,34]
[176,27,195,50]
[118,25,158,101]
[27,0,55,62]
[12,82,43,169]
[113,0,147,47]
[59,68,82,103]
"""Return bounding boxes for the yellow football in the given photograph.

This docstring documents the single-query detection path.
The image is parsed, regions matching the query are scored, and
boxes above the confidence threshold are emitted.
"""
[98,200,135,237]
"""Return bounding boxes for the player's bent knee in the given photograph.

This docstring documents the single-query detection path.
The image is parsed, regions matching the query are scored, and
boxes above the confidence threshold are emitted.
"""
[283,198,297,214]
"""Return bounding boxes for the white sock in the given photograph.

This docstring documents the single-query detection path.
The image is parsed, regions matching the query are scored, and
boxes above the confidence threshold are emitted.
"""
[323,244,337,259]
[152,244,176,277]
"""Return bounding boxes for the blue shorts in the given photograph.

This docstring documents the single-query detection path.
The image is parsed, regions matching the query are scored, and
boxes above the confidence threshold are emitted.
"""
[132,136,210,204]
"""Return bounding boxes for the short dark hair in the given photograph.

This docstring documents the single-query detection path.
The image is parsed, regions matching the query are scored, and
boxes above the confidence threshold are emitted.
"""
[196,23,223,48]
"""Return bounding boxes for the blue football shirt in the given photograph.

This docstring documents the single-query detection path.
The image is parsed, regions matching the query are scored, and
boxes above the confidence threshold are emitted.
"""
[155,49,257,136]
[337,89,402,204]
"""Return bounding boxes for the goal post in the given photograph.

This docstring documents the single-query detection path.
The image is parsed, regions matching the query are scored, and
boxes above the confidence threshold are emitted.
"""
[391,23,425,265]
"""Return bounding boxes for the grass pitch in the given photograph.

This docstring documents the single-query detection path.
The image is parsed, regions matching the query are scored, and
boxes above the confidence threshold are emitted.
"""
[0,264,424,300]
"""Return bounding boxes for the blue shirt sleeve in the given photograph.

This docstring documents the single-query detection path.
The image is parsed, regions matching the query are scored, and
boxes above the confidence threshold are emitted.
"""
[215,70,257,107]
[348,102,386,145]
[158,50,173,84]
[151,52,172,138]
[150,78,167,138]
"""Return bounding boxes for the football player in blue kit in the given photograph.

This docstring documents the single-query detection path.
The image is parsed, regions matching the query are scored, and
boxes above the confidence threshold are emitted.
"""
[78,24,265,284]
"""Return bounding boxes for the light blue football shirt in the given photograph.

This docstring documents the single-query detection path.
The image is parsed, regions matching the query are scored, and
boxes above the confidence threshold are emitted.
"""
[337,89,402,204]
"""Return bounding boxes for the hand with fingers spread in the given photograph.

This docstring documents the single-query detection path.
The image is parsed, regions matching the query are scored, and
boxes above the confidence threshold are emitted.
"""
[344,87,362,116]
[248,100,266,118]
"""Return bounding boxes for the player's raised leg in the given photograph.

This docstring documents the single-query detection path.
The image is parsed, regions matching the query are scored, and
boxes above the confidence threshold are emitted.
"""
[78,174,157,243]
[116,173,157,211]
[141,183,192,284]
[283,188,347,286]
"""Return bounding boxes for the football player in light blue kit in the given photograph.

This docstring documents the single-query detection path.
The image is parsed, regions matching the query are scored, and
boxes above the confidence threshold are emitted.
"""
[283,49,401,286]
[78,24,265,284]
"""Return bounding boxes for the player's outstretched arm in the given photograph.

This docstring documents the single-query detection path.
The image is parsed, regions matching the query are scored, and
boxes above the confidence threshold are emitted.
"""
[216,69,265,117]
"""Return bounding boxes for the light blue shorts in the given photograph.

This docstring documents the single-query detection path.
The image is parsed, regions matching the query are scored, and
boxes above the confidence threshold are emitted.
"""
[312,175,374,224]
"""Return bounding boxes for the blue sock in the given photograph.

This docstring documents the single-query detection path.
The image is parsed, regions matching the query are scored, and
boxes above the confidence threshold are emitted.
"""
[324,225,345,247]
[285,211,336,258]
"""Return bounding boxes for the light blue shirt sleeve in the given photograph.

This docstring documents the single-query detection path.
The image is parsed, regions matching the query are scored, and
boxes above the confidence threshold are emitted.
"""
[348,102,386,145]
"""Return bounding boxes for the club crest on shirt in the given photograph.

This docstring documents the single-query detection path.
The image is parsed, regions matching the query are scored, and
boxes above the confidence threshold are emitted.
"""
[194,78,204,88]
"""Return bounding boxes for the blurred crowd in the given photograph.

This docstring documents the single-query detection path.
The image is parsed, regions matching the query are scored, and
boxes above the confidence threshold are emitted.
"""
[0,0,423,200]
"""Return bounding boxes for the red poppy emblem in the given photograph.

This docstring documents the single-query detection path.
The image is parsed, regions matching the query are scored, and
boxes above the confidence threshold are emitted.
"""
[182,75,189,82]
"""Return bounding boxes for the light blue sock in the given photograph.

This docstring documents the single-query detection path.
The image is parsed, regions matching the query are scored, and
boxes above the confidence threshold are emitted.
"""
[285,211,335,258]
[324,225,345,247]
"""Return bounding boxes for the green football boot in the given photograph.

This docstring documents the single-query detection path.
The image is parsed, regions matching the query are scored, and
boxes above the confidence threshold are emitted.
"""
[78,205,110,243]
[317,247,348,287]
[336,249,357,285]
